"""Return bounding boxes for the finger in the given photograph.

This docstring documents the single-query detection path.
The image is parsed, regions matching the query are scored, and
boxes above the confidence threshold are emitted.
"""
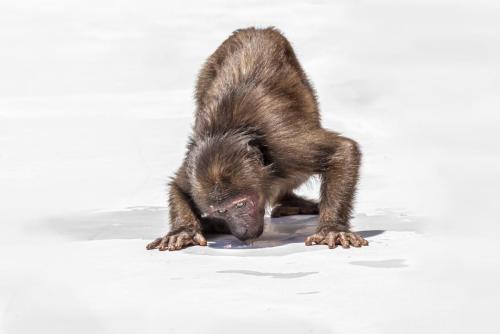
[146,238,159,250]
[326,232,337,249]
[305,233,324,246]
[283,207,300,215]
[353,233,369,246]
[338,232,350,249]
[316,234,326,244]
[347,233,361,247]
[146,237,162,250]
[193,233,207,246]
[271,207,282,218]
[305,234,319,245]
[167,235,177,251]
[354,234,368,247]
[158,236,170,251]
[174,235,188,250]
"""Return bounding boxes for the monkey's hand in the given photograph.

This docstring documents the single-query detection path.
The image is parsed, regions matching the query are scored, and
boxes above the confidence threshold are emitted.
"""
[146,228,207,251]
[305,227,368,249]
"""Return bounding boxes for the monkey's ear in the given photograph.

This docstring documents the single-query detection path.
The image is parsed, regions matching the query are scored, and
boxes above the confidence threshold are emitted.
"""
[248,135,273,167]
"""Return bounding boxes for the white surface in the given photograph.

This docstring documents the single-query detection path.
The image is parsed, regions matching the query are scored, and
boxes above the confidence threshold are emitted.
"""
[1,0,499,333]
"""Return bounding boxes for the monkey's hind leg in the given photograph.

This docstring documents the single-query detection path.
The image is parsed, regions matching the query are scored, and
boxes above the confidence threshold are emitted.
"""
[305,132,368,249]
[271,193,319,218]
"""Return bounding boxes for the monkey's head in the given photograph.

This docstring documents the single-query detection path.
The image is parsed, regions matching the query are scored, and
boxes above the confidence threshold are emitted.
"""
[188,132,270,241]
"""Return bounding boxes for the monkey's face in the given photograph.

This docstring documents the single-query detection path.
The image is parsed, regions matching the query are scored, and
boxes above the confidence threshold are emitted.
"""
[206,192,265,241]
[189,133,269,241]
[196,163,267,241]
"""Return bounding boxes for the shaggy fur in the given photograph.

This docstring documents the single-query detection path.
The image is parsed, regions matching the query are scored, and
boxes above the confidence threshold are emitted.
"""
[147,27,368,251]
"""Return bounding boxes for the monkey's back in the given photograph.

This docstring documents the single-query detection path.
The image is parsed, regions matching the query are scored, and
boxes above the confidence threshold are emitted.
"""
[193,27,321,138]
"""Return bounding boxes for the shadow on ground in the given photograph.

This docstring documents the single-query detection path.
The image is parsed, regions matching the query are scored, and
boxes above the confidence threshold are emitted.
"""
[39,206,425,250]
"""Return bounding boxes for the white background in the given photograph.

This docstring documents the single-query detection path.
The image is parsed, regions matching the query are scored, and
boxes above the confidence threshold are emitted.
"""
[1,1,499,333]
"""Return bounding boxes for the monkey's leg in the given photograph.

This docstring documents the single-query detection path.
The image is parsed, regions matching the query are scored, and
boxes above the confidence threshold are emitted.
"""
[305,133,368,249]
[271,193,319,217]
[147,182,207,251]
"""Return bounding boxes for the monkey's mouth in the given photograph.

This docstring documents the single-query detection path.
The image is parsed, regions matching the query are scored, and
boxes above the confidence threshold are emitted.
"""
[209,193,265,241]
[229,215,264,241]
[230,195,265,241]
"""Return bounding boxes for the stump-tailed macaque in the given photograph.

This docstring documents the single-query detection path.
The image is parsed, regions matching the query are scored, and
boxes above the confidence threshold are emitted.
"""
[147,27,368,251]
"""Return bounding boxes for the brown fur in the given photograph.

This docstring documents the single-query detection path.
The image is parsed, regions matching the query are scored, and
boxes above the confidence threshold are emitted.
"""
[146,27,367,251]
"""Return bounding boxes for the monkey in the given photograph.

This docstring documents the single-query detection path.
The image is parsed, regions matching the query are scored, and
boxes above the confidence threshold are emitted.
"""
[146,27,368,251]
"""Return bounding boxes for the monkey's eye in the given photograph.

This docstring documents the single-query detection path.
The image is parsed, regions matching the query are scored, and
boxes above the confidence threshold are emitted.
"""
[235,201,246,209]
[217,209,227,214]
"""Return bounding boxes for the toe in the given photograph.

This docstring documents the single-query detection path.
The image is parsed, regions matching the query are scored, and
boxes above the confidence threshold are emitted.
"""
[146,237,162,250]
[193,233,207,246]
[347,233,361,247]
[158,236,169,251]
[338,232,350,248]
[326,232,337,249]
[305,233,325,246]
[305,234,318,246]
[354,233,368,246]
[167,235,177,251]
[174,235,187,250]
[270,207,281,218]
[272,206,300,217]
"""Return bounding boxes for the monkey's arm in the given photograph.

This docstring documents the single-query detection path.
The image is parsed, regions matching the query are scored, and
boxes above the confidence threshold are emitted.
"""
[146,166,207,251]
[305,132,368,249]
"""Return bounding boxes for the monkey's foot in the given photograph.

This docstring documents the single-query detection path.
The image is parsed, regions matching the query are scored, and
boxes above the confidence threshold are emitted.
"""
[305,229,368,249]
[146,229,207,251]
[271,204,319,217]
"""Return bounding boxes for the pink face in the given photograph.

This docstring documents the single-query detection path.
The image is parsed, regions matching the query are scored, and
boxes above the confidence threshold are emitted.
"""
[206,192,265,241]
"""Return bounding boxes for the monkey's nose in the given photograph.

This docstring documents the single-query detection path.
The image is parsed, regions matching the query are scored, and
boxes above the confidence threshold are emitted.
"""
[233,226,251,240]
[236,232,252,242]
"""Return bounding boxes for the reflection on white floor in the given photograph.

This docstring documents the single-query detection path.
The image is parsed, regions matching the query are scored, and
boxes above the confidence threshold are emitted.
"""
[42,207,417,253]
